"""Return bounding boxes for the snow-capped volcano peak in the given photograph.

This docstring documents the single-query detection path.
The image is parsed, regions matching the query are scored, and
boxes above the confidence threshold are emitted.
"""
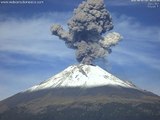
[27,64,137,92]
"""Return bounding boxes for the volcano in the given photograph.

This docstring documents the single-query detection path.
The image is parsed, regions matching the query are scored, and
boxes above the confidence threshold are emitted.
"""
[0,64,160,120]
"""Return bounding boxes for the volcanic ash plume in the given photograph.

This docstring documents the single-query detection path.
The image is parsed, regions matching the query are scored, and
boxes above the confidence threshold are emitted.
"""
[51,0,122,65]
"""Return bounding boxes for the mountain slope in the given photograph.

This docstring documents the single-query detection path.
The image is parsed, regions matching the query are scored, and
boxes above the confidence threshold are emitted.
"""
[27,64,137,92]
[0,64,160,120]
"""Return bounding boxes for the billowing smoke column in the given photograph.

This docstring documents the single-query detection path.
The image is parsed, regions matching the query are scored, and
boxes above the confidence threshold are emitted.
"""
[51,0,122,65]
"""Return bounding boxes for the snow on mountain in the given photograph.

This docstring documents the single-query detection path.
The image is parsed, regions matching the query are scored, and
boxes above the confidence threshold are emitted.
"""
[27,64,137,92]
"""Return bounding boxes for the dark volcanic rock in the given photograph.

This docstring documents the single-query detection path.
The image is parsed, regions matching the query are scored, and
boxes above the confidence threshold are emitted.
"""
[0,86,160,120]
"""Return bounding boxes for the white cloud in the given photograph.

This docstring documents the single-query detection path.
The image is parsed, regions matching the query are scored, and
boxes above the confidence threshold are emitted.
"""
[112,14,160,41]
[0,11,160,100]
[0,12,76,100]
[0,70,43,100]
[105,13,160,95]
[108,13,160,70]
[1,12,159,68]
[0,12,75,64]
[111,47,160,70]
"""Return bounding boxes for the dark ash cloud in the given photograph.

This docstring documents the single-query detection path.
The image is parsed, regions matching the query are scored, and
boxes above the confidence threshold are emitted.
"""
[51,0,122,64]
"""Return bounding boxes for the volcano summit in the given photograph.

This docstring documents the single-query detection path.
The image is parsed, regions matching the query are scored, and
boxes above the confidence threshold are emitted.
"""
[27,64,136,91]
[0,64,160,120]
[0,0,159,120]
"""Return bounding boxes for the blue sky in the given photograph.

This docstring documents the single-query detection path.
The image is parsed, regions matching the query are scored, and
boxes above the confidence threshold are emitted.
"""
[0,0,160,100]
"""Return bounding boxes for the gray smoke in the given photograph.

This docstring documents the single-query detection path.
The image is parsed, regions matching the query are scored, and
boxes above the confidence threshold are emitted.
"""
[51,0,122,65]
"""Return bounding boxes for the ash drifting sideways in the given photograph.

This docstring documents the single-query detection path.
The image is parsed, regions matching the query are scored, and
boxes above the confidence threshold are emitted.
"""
[51,0,122,64]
